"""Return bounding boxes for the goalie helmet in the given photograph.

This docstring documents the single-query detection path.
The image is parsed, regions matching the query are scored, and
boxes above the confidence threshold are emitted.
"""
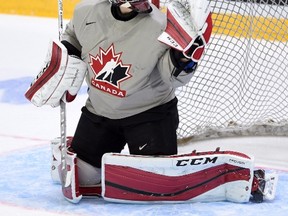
[108,0,152,13]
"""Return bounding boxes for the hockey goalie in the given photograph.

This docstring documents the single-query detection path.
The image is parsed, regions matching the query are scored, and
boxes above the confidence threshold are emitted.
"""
[25,0,278,204]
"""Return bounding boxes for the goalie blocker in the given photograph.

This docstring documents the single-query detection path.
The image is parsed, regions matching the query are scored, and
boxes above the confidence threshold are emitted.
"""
[24,40,87,107]
[51,139,278,203]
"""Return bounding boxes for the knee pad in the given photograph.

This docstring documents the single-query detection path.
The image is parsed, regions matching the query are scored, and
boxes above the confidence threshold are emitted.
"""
[77,158,101,186]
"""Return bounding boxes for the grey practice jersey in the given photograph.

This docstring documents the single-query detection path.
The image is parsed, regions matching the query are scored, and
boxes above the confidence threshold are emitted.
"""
[62,0,194,119]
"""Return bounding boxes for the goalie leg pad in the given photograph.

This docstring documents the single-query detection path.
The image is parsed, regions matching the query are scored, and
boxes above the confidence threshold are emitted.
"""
[51,136,75,183]
[51,137,101,202]
[51,136,73,183]
[60,149,83,203]
[101,149,255,203]
[61,151,102,201]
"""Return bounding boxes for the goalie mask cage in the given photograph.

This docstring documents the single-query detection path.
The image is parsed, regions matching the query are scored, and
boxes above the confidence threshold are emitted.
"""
[151,0,288,142]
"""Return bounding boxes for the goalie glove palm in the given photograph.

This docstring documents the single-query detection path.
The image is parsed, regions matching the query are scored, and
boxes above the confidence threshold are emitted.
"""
[158,0,213,62]
[25,40,87,107]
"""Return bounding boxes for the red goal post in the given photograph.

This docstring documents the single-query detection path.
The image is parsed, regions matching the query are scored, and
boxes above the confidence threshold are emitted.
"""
[150,0,288,143]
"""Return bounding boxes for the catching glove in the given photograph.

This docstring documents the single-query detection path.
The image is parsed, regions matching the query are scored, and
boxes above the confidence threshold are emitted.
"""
[158,0,213,62]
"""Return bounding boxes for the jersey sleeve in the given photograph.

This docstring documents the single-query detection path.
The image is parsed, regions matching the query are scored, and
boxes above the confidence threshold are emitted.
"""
[62,19,82,53]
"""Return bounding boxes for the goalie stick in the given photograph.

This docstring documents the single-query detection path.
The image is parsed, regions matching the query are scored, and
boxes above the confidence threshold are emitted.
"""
[57,0,82,203]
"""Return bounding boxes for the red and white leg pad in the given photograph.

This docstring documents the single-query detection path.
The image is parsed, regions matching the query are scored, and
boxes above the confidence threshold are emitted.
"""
[50,137,101,203]
[101,149,277,203]
[51,141,277,203]
[60,148,82,203]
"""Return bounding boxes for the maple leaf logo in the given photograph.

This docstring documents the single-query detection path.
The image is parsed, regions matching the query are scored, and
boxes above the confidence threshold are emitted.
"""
[89,44,132,98]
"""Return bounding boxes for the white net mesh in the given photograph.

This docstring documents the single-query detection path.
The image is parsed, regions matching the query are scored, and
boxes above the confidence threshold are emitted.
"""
[152,0,288,141]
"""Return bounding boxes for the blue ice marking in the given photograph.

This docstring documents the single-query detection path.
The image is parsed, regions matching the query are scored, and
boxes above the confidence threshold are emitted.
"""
[0,77,87,104]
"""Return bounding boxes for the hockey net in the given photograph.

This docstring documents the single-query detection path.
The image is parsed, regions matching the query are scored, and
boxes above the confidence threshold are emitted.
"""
[151,0,288,142]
